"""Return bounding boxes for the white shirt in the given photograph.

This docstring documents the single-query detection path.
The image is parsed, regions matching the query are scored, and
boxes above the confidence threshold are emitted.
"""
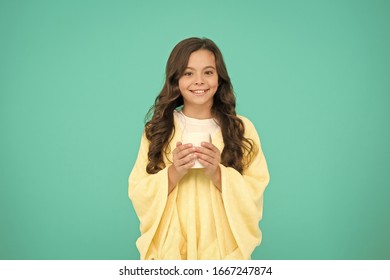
[174,109,220,141]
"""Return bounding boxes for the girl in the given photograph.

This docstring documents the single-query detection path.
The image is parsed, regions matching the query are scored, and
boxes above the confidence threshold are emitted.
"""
[128,37,270,260]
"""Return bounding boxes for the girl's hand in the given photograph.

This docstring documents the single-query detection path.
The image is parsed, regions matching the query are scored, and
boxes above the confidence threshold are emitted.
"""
[172,142,196,175]
[168,142,196,193]
[195,142,222,190]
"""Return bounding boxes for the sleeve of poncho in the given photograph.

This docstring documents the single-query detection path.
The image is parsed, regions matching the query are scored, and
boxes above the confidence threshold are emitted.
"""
[219,117,270,259]
[128,132,169,259]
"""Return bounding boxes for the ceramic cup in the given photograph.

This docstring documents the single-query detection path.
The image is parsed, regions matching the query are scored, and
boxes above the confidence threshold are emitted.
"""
[182,132,211,168]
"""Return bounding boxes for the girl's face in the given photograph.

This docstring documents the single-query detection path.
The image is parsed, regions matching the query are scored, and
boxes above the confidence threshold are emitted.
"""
[178,49,219,117]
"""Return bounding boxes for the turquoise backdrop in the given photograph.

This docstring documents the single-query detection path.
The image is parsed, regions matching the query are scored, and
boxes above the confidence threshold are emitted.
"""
[1,0,389,259]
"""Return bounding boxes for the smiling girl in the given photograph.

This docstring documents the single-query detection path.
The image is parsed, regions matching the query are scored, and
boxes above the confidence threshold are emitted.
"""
[128,37,270,260]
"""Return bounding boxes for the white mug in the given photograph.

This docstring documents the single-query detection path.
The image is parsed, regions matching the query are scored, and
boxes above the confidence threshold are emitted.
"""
[182,132,211,168]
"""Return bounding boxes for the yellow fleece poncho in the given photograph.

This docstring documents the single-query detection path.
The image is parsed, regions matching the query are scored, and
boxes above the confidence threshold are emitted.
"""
[128,114,270,260]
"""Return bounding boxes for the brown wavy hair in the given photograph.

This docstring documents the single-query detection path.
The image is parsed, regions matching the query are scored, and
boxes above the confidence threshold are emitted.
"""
[145,37,257,174]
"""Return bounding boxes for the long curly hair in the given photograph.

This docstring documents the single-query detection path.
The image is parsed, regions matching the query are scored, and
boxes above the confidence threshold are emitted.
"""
[145,37,257,174]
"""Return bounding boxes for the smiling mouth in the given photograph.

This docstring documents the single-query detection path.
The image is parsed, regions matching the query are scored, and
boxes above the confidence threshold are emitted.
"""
[190,89,209,94]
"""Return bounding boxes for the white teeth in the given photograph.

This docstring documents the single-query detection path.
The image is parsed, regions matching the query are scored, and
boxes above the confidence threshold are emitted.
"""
[192,90,207,94]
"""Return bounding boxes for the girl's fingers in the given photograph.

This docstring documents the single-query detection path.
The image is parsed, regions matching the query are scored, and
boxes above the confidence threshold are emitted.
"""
[184,159,196,169]
[198,143,220,154]
[197,158,211,168]
[177,153,196,167]
[195,145,220,163]
[173,142,195,170]
[174,143,194,158]
[197,154,220,167]
[173,142,191,153]
[176,147,195,161]
[201,142,219,152]
[196,152,216,165]
[173,142,220,173]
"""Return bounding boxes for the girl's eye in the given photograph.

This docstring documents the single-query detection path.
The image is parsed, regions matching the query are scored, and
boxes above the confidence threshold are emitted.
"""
[205,70,214,75]
[183,72,193,76]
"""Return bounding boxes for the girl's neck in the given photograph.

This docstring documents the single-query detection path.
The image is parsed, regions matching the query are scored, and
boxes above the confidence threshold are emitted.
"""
[182,106,213,119]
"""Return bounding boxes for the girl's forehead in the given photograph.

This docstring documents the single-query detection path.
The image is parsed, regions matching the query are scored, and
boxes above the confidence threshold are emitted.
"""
[187,50,216,66]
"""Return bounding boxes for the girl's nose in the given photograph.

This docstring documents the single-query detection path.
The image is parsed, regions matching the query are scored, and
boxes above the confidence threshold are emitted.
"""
[194,75,204,85]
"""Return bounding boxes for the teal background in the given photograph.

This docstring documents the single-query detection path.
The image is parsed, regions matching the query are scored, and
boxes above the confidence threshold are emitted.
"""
[1,0,389,259]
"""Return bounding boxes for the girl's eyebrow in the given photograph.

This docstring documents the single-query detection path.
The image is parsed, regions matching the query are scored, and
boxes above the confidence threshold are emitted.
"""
[185,66,216,70]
